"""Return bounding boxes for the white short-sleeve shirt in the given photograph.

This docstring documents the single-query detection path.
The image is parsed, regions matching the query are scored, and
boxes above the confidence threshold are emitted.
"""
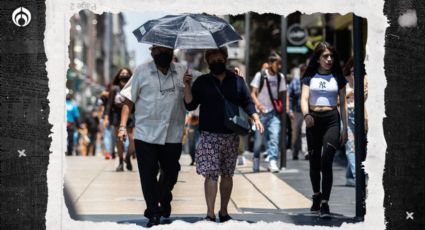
[120,61,201,145]
[250,69,287,113]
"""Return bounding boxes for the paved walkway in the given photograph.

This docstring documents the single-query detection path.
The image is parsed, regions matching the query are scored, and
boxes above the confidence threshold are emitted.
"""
[65,151,359,227]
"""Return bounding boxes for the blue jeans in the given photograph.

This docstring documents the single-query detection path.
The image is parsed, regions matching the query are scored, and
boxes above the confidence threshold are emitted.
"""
[346,108,356,179]
[188,124,200,163]
[103,125,113,153]
[253,111,281,161]
[124,133,130,153]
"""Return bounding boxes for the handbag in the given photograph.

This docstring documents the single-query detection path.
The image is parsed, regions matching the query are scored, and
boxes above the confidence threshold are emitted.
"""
[272,99,283,113]
[211,77,251,136]
[265,76,283,113]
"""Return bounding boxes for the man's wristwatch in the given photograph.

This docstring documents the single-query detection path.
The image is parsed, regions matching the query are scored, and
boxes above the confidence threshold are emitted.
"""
[119,126,126,132]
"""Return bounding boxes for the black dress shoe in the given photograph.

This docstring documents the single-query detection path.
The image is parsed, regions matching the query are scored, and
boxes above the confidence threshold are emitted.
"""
[146,216,160,228]
[218,211,232,222]
[161,203,171,218]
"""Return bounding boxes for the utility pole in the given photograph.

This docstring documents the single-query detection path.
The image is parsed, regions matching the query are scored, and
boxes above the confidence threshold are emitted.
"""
[280,15,288,169]
[245,12,251,81]
[103,13,112,85]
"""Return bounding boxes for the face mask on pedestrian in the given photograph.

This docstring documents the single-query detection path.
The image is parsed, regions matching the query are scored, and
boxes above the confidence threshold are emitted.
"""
[209,61,226,75]
[153,52,173,68]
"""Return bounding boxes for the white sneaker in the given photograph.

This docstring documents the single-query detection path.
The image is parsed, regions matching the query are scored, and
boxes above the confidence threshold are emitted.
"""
[237,155,245,165]
[253,158,260,172]
[264,154,270,162]
[269,160,279,173]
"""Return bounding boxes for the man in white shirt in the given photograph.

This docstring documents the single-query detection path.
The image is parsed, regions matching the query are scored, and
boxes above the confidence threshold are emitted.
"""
[250,52,287,173]
[118,45,200,227]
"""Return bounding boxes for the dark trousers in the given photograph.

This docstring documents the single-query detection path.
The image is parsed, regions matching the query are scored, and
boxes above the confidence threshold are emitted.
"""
[67,126,74,156]
[87,132,97,156]
[134,140,182,218]
[306,109,340,201]
[286,113,292,149]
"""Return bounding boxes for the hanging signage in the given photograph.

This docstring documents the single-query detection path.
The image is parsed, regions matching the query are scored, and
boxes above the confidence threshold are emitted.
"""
[287,23,308,46]
[287,46,309,54]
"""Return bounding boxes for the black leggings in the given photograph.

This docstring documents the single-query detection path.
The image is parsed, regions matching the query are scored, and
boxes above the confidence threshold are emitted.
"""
[306,109,340,201]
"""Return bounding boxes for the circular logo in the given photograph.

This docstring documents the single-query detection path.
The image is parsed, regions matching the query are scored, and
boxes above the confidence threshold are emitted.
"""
[12,7,31,27]
[287,24,307,46]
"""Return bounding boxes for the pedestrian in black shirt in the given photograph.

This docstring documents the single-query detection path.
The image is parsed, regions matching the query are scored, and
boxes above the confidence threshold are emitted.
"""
[184,47,264,222]
[85,109,100,156]
[104,68,136,172]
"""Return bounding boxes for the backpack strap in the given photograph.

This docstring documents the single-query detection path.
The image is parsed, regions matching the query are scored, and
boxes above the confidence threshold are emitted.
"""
[260,70,283,95]
[277,72,282,93]
[258,70,266,93]
[258,70,284,95]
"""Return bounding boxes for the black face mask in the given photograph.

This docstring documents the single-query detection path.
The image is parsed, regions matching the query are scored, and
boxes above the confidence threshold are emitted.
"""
[209,61,226,75]
[153,52,173,68]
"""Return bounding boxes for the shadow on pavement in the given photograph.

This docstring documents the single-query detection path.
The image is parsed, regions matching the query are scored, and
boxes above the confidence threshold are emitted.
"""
[79,210,361,227]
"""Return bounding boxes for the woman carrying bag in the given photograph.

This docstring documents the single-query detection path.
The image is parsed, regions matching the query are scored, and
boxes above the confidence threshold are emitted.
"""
[184,47,264,222]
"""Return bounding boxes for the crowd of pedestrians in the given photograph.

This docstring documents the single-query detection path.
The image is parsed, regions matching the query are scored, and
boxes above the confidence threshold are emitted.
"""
[65,42,366,227]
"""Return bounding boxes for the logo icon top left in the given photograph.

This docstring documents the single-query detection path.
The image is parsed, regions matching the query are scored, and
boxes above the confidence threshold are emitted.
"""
[12,7,31,27]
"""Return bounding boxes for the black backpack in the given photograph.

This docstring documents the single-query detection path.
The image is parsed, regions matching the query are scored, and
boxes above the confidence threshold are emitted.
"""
[258,70,283,95]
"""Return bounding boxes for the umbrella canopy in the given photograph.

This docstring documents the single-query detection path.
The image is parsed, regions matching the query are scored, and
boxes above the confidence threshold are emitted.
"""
[133,13,242,49]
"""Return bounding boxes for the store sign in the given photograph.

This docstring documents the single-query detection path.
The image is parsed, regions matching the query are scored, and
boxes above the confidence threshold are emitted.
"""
[287,24,307,46]
[287,46,309,54]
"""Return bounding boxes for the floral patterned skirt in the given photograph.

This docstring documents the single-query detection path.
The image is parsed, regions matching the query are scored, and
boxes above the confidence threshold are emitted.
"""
[195,131,239,181]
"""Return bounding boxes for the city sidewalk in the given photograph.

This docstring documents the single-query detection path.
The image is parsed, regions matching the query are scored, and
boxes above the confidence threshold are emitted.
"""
[65,151,359,227]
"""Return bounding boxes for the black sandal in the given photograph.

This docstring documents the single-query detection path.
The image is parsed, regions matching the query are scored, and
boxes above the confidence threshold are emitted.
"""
[204,215,216,222]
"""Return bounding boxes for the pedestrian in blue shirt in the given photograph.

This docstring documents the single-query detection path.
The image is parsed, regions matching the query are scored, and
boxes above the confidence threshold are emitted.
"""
[288,67,304,160]
[66,94,80,156]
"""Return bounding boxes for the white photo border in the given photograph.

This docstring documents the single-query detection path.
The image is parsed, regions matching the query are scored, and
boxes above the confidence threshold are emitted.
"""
[45,0,387,229]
